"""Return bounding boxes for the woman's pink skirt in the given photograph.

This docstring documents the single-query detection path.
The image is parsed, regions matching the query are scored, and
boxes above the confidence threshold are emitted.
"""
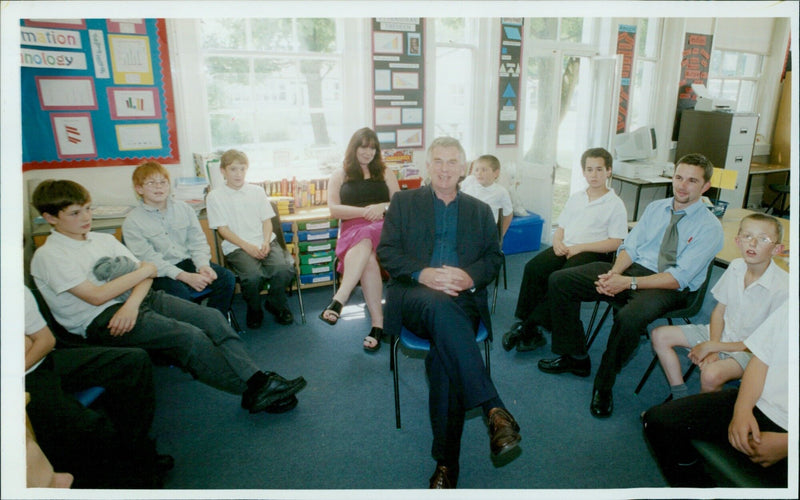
[335,217,384,273]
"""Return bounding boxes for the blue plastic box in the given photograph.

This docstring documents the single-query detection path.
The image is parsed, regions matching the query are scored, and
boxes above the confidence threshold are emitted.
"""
[502,211,543,254]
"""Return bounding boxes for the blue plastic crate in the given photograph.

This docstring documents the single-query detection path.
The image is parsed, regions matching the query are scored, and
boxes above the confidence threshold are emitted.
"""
[502,211,543,254]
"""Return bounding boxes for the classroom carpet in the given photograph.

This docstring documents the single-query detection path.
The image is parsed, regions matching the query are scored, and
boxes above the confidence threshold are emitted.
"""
[149,248,718,492]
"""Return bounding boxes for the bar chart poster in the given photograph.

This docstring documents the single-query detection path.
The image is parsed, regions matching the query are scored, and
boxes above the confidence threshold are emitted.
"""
[371,18,425,149]
[616,24,636,133]
[672,32,713,140]
[497,19,523,146]
[21,18,178,170]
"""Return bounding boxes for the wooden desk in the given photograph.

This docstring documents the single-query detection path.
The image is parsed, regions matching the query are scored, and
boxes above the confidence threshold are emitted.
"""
[716,208,789,272]
[744,162,791,209]
[612,174,673,222]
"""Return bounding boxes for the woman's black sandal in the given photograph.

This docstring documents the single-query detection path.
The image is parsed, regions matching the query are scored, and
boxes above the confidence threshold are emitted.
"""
[363,327,383,353]
[319,299,343,325]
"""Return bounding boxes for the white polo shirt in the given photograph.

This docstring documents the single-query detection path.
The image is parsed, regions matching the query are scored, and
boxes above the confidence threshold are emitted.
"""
[206,183,276,256]
[711,257,789,342]
[30,230,138,337]
[460,176,513,223]
[557,188,628,246]
[745,300,788,431]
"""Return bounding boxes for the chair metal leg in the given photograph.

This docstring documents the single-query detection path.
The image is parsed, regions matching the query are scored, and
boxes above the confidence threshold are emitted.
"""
[492,276,499,314]
[634,355,659,394]
[392,335,401,429]
[585,303,612,349]
[228,308,243,334]
[484,339,491,376]
[294,275,306,324]
[502,256,507,290]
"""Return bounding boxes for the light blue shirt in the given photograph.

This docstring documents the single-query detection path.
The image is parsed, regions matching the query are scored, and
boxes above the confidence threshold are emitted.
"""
[620,197,723,291]
[122,198,212,279]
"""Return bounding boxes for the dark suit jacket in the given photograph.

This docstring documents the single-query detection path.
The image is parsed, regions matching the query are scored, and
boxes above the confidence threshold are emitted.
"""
[377,185,502,340]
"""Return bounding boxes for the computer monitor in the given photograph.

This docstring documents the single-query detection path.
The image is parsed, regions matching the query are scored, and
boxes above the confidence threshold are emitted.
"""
[614,126,657,161]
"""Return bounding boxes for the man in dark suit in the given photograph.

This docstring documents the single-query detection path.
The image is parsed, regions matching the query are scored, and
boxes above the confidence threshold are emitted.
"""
[378,137,521,489]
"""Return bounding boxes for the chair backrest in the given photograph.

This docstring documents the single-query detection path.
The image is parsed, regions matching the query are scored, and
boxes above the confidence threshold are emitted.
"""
[496,208,504,248]
[28,286,88,348]
[269,201,289,252]
[664,260,715,319]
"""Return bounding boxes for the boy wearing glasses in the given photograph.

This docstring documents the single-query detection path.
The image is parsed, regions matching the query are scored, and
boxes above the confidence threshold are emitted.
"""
[122,161,235,317]
[651,213,787,399]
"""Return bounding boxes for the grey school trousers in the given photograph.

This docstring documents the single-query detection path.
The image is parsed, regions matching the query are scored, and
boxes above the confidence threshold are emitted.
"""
[86,290,259,394]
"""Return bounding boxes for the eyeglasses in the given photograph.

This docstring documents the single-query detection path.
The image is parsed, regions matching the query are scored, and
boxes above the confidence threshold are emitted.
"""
[738,233,775,246]
[143,179,169,188]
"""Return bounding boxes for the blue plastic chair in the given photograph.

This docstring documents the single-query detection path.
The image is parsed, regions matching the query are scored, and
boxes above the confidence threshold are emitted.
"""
[74,386,105,407]
[391,321,491,428]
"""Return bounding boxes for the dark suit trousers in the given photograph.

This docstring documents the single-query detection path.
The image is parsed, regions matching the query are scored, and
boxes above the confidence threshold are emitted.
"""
[643,389,787,487]
[514,247,612,334]
[548,261,688,391]
[25,346,156,488]
[400,285,498,466]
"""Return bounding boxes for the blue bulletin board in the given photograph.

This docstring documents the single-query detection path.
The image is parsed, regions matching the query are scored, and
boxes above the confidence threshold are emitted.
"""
[20,18,178,171]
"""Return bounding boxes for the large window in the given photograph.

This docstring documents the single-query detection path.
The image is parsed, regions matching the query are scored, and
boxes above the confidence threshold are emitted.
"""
[707,50,763,112]
[200,18,345,181]
[433,18,478,158]
[628,18,662,131]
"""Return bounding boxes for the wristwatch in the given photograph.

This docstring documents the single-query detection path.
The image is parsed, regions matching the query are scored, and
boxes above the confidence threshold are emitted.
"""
[630,276,638,290]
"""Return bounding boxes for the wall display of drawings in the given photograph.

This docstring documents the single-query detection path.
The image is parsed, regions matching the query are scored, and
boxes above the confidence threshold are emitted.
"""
[20,18,178,170]
[616,24,636,133]
[497,19,523,146]
[371,18,425,149]
[672,32,713,140]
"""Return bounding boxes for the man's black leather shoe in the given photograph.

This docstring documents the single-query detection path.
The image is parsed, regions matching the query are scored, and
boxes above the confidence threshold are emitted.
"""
[429,464,458,489]
[245,373,307,413]
[516,330,546,352]
[264,395,299,414]
[501,322,524,351]
[537,355,591,377]
[590,389,613,418]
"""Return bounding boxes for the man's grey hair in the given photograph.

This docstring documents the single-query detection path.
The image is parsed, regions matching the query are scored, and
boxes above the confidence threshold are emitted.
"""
[427,137,466,165]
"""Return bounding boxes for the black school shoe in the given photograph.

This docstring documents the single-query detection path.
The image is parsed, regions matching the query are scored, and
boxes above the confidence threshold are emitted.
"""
[264,300,294,325]
[246,308,264,329]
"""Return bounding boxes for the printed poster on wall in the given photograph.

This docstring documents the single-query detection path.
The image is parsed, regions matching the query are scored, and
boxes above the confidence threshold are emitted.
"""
[20,18,178,170]
[371,18,425,150]
[497,19,523,146]
[616,24,636,133]
[672,32,713,140]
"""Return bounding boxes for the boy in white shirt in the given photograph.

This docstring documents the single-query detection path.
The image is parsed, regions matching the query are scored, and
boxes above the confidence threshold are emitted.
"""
[651,213,788,399]
[460,154,513,237]
[122,161,235,317]
[643,300,789,487]
[206,149,296,329]
[502,147,628,352]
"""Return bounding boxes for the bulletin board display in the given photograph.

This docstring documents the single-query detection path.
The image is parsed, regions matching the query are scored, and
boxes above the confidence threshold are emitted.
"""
[20,18,178,171]
[615,24,636,133]
[371,18,425,149]
[671,32,713,141]
[497,18,523,146]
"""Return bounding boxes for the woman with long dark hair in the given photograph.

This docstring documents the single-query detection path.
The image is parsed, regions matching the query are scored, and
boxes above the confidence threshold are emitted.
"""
[319,128,400,352]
